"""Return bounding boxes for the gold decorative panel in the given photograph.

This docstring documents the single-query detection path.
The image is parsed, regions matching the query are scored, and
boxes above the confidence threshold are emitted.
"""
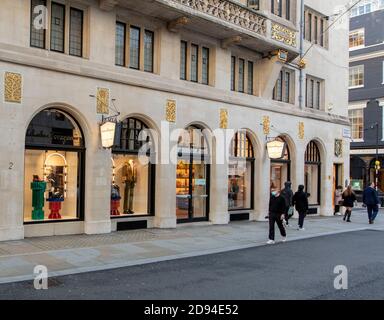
[262,116,270,135]
[219,109,228,129]
[271,23,297,47]
[298,122,304,140]
[335,139,343,157]
[166,99,176,123]
[96,88,110,114]
[4,72,22,103]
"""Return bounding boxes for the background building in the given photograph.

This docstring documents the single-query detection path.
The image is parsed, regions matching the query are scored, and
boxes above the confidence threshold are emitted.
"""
[0,0,350,241]
[349,0,384,195]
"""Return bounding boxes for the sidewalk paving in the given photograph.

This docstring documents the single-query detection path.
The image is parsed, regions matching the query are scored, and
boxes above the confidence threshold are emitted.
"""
[0,209,383,284]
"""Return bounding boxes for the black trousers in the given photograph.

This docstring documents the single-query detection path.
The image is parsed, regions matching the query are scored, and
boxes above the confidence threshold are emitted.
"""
[269,215,287,241]
[284,206,290,224]
[298,211,306,228]
[334,205,340,214]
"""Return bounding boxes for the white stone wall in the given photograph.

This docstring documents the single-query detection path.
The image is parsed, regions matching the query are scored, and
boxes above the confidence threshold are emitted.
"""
[0,0,350,240]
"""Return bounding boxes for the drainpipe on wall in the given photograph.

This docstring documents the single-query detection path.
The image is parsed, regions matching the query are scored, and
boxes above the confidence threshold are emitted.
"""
[299,0,305,109]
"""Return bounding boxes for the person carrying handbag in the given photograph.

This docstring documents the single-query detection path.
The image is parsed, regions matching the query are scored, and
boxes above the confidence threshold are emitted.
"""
[334,186,343,216]
[292,185,309,231]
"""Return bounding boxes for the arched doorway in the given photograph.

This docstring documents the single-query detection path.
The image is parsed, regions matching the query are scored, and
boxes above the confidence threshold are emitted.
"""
[24,109,85,223]
[176,125,210,222]
[228,131,255,211]
[111,117,155,216]
[304,141,321,205]
[270,137,291,190]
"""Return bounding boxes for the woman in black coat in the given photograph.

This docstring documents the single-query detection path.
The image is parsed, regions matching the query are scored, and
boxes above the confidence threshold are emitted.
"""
[342,185,357,222]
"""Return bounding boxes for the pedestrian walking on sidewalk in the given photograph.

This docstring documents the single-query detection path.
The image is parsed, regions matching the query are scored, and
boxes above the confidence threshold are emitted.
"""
[342,186,357,222]
[293,185,309,231]
[334,186,343,216]
[267,187,287,245]
[281,181,294,227]
[363,182,380,224]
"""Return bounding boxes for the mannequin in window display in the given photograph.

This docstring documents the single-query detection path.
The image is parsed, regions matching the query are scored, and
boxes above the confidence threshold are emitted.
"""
[123,160,137,214]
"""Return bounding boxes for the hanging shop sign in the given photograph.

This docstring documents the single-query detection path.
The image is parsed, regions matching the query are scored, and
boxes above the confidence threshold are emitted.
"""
[266,139,286,159]
[100,121,116,148]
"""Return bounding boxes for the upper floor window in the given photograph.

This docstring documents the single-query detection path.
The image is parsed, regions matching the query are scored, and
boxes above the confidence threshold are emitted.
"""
[271,0,292,21]
[30,1,85,57]
[306,76,324,110]
[349,65,364,88]
[304,7,328,48]
[180,41,211,85]
[273,68,294,103]
[348,109,364,140]
[247,0,260,10]
[349,29,365,49]
[351,1,372,17]
[231,56,255,95]
[115,22,155,73]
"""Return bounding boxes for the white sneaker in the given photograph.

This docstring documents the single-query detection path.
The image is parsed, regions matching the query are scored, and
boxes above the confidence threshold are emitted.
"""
[298,227,305,231]
[267,240,275,245]
[281,237,287,242]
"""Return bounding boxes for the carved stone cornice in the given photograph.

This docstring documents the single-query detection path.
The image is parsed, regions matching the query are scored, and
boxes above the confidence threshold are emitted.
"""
[168,0,267,37]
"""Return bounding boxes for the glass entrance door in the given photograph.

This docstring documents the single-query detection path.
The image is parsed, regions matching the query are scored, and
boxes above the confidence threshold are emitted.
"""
[176,159,209,222]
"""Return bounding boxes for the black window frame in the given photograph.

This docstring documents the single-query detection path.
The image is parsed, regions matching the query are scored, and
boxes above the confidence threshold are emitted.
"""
[202,47,210,85]
[190,44,199,83]
[180,41,188,80]
[115,21,127,67]
[50,2,66,53]
[69,7,84,57]
[30,0,47,49]
[129,25,141,70]
[231,56,236,91]
[144,29,154,73]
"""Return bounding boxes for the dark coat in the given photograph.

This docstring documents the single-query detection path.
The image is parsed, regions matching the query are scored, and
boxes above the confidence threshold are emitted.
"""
[269,194,286,217]
[342,192,357,207]
[362,187,379,206]
[281,188,293,207]
[292,191,309,213]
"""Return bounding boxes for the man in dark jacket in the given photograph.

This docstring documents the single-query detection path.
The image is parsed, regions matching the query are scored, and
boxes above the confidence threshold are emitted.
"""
[292,185,309,230]
[267,187,287,244]
[281,181,294,227]
[363,182,380,224]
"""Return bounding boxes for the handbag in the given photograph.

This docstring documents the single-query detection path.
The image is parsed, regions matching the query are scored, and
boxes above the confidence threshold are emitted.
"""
[338,200,344,205]
[288,206,294,217]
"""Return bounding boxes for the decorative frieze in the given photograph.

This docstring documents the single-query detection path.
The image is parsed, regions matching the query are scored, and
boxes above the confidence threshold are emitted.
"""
[96,88,110,114]
[219,109,228,129]
[170,0,267,36]
[4,72,22,103]
[166,99,176,123]
[271,23,297,47]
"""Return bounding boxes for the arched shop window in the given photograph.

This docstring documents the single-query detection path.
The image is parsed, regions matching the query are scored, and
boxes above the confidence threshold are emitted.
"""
[176,126,210,222]
[305,141,321,205]
[270,136,291,190]
[24,109,85,223]
[111,118,155,217]
[228,131,255,210]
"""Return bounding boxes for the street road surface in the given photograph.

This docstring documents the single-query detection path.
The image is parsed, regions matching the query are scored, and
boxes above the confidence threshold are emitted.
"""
[0,230,383,299]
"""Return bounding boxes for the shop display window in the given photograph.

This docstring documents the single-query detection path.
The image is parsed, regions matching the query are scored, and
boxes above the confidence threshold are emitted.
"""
[24,109,85,223]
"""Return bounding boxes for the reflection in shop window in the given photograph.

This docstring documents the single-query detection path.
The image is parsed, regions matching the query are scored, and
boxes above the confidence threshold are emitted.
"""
[270,137,290,190]
[304,141,321,205]
[228,131,254,210]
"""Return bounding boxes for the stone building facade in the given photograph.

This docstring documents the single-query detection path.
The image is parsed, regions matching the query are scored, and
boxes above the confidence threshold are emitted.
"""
[0,0,350,241]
